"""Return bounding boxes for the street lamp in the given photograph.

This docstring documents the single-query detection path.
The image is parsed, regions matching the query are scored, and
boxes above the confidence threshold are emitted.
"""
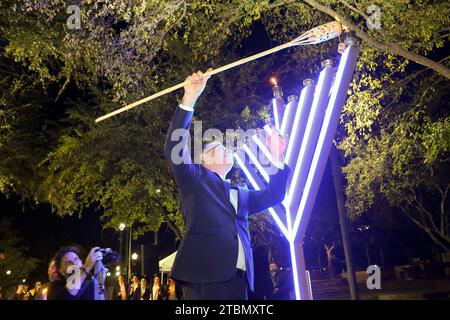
[128,225,133,281]
[6,270,11,275]
[118,222,125,278]
[131,252,138,276]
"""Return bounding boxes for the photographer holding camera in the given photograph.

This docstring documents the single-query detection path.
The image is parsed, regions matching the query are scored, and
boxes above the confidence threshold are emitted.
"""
[47,245,115,300]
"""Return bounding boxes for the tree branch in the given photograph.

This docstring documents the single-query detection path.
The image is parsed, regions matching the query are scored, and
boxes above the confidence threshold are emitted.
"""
[401,208,450,252]
[302,0,450,80]
[410,187,441,237]
[337,0,369,22]
[161,208,183,240]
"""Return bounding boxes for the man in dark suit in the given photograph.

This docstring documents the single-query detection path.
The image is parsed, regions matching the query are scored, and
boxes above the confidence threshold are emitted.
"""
[164,70,290,300]
[269,262,291,300]
[128,275,140,300]
[140,276,150,300]
[249,232,272,300]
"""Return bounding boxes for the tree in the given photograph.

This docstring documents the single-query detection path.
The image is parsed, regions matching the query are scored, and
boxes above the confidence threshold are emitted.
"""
[324,243,336,278]
[302,0,450,79]
[340,63,450,252]
[1,0,448,248]
[0,0,324,241]
[0,217,40,295]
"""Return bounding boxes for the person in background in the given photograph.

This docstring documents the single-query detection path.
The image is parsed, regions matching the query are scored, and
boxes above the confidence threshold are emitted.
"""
[150,274,163,300]
[140,276,150,300]
[269,262,291,300]
[165,277,182,300]
[48,259,60,282]
[114,274,127,300]
[35,259,59,300]
[128,275,140,300]
[47,245,105,300]
[248,232,272,300]
[25,281,41,300]
[9,284,26,300]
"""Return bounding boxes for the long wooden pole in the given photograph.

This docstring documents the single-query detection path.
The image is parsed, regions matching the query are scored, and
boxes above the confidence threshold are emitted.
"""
[95,41,300,123]
[95,21,343,123]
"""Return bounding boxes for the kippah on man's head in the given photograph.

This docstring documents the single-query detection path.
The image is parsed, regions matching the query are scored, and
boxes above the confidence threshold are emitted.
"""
[203,140,222,153]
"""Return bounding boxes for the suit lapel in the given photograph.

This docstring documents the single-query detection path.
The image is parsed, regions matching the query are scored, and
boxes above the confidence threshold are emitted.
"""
[223,178,231,200]
[212,172,248,220]
[218,176,236,219]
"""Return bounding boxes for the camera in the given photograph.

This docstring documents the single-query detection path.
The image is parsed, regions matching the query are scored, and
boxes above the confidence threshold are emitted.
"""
[95,248,120,266]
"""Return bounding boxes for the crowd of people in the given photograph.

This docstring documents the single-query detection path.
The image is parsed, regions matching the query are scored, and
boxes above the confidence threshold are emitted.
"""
[113,274,182,301]
[4,243,292,300]
[6,282,44,300]
[5,245,183,300]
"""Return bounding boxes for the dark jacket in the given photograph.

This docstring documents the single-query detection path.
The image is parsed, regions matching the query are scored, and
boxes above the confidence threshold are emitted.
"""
[165,107,290,291]
[140,286,150,300]
[249,243,272,299]
[270,269,291,300]
[128,284,140,300]
[47,279,94,300]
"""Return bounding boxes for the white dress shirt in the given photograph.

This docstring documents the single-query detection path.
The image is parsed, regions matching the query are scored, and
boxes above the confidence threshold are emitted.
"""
[179,103,195,112]
[229,188,246,271]
[152,285,160,300]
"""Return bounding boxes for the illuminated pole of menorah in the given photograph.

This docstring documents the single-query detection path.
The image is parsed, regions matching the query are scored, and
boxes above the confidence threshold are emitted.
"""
[234,37,360,300]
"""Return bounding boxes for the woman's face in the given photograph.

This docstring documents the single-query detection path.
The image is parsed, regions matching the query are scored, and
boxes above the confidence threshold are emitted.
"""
[48,260,59,281]
[59,252,83,276]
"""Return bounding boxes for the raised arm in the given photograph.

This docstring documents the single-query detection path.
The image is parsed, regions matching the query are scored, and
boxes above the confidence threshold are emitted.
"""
[164,70,211,191]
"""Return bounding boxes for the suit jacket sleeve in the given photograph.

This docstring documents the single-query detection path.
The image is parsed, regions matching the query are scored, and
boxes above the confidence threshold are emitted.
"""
[248,165,290,216]
[164,106,200,191]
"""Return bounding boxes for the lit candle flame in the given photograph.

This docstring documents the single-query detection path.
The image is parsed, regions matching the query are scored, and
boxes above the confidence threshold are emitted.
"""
[271,77,277,86]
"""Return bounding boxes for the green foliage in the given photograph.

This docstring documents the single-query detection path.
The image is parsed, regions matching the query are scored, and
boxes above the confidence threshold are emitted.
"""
[321,0,449,54]
[339,60,450,249]
[0,0,448,248]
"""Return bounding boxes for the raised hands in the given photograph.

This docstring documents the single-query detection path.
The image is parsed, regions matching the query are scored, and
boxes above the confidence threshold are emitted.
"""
[266,127,287,164]
[181,68,212,108]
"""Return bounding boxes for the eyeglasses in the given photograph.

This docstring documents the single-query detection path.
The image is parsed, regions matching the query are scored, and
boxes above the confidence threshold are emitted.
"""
[203,142,222,154]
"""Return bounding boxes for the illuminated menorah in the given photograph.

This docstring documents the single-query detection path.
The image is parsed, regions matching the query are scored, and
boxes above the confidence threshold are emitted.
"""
[234,37,359,300]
